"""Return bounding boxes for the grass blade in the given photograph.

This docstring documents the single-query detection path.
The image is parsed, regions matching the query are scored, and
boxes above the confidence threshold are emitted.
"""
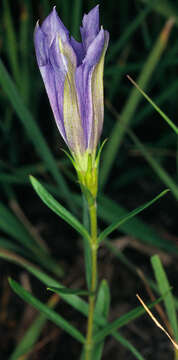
[98,194,178,253]
[9,292,59,360]
[48,286,91,296]
[71,0,82,39]
[127,75,178,134]
[151,255,178,341]
[98,189,169,243]
[112,332,145,360]
[93,296,163,344]
[9,278,85,344]
[0,249,155,358]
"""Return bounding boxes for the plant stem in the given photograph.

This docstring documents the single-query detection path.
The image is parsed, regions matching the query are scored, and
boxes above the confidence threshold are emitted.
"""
[85,201,98,360]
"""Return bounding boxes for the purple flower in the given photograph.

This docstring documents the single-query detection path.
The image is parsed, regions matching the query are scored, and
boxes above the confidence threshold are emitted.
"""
[34,5,109,171]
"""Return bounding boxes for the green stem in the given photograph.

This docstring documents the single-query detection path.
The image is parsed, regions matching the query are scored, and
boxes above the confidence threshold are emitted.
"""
[85,201,98,360]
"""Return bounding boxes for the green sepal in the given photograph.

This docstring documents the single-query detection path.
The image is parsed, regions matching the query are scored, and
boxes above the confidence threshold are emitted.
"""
[61,148,76,168]
[95,138,108,167]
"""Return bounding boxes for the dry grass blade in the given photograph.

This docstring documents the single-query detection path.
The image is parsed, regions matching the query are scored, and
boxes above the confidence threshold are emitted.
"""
[136,294,178,350]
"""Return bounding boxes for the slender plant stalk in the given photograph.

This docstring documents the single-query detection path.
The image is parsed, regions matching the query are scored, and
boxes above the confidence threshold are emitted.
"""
[85,201,98,360]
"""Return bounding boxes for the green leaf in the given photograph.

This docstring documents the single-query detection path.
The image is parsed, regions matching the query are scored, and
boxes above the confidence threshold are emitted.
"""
[98,189,169,243]
[9,286,59,360]
[30,176,90,243]
[151,255,178,341]
[9,314,47,360]
[71,0,82,39]
[127,75,178,134]
[92,280,111,360]
[82,194,92,289]
[112,332,145,360]
[48,286,93,296]
[95,280,110,319]
[9,278,85,344]
[1,250,154,359]
[93,295,164,344]
[98,194,178,254]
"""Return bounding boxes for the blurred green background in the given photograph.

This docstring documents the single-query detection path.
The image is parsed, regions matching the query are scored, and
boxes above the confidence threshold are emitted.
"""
[1,0,178,359]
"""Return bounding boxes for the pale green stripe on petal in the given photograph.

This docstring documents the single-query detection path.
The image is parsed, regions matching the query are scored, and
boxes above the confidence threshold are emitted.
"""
[58,37,84,155]
[90,36,109,151]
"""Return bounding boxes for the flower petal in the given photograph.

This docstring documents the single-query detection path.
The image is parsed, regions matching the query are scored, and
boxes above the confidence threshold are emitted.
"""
[75,28,107,149]
[80,5,100,51]
[41,7,69,46]
[90,30,109,150]
[70,36,85,65]
[34,5,109,160]
[34,23,49,66]
[60,39,85,153]
[39,62,67,142]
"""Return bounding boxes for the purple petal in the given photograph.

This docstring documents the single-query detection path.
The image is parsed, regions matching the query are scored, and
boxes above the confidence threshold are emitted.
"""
[34,9,78,146]
[39,63,67,142]
[49,35,77,75]
[34,23,49,66]
[34,5,109,157]
[83,27,105,66]
[80,5,100,51]
[70,36,85,65]
[75,28,106,147]
[41,7,69,46]
[34,23,67,142]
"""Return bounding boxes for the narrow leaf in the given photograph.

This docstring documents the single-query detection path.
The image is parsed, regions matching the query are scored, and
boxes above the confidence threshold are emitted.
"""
[93,296,164,344]
[30,176,90,242]
[127,75,178,134]
[151,255,178,341]
[48,286,93,296]
[113,332,145,360]
[1,249,158,358]
[92,280,111,359]
[9,278,85,344]
[98,189,169,243]
[9,315,47,360]
[98,194,178,253]
[82,194,91,289]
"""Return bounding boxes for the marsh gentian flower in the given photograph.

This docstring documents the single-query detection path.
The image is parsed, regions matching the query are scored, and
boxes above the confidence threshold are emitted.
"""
[34,5,109,198]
